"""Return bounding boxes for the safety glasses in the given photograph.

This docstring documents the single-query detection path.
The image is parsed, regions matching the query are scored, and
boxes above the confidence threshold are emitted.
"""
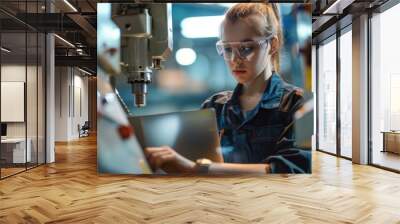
[216,35,274,61]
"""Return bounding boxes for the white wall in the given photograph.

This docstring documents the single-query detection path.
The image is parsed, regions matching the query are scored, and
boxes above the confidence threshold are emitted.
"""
[73,73,89,137]
[54,66,68,141]
[1,65,26,139]
[1,65,40,138]
[54,67,89,141]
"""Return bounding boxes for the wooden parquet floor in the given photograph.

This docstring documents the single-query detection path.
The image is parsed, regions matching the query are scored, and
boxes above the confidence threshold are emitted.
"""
[1,167,26,178]
[1,135,400,224]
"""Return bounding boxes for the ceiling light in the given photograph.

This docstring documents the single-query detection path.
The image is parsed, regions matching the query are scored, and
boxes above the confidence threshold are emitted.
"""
[54,34,75,48]
[78,67,93,76]
[322,0,355,15]
[181,16,224,38]
[63,0,78,12]
[1,47,11,53]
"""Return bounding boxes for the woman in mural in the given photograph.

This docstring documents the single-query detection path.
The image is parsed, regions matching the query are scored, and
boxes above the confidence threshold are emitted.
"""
[145,3,311,174]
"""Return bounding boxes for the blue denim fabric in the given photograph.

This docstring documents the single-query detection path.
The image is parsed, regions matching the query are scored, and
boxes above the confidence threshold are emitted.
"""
[201,73,311,173]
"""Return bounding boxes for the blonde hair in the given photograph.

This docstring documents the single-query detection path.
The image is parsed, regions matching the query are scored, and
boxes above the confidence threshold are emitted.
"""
[222,3,283,71]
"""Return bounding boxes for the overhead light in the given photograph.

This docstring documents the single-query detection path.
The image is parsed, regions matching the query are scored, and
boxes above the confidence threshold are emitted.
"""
[75,42,84,48]
[181,15,224,38]
[322,0,355,15]
[63,0,78,12]
[175,48,197,66]
[54,34,75,48]
[1,47,11,53]
[78,67,93,76]
[76,49,85,55]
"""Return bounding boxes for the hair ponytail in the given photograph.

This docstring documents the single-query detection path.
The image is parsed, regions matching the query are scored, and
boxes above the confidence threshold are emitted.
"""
[268,3,283,72]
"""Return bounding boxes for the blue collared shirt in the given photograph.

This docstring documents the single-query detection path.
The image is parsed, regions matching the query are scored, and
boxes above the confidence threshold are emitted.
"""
[201,73,311,173]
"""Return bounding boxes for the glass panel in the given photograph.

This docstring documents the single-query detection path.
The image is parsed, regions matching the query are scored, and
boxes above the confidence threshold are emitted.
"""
[0,0,46,178]
[1,32,27,177]
[26,0,39,169]
[27,31,38,169]
[340,29,352,158]
[317,37,337,154]
[371,4,400,171]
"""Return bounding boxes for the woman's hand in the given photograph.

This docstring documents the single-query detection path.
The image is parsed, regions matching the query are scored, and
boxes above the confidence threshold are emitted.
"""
[145,146,196,174]
[145,146,270,175]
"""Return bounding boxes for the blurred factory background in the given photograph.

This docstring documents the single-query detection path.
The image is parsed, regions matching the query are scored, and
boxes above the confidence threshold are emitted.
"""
[114,3,312,116]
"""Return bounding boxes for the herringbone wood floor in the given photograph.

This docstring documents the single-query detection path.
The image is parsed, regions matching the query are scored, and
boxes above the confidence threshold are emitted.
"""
[1,135,400,224]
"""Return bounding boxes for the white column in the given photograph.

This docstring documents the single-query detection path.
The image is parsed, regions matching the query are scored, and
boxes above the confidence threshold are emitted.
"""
[312,45,317,151]
[45,0,56,163]
[46,33,55,163]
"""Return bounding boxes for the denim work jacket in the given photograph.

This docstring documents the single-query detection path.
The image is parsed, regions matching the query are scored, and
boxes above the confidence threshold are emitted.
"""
[201,73,311,174]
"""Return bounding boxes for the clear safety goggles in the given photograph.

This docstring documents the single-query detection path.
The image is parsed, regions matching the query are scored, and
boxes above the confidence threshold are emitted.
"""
[216,35,274,61]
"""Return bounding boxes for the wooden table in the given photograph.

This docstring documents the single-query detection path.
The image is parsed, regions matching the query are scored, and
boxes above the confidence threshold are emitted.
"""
[381,131,400,154]
[0,138,31,165]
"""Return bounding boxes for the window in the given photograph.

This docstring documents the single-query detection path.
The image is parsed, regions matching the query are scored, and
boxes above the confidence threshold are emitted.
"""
[371,3,400,171]
[340,29,352,158]
[317,37,337,154]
